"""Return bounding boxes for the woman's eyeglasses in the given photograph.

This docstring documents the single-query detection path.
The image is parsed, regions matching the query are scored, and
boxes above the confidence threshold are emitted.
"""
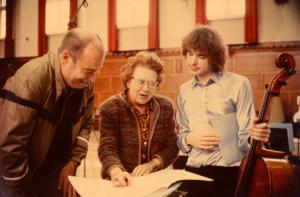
[132,78,158,90]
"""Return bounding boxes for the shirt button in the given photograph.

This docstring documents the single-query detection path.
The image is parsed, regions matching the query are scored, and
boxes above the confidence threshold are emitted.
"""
[143,141,147,146]
[142,154,146,159]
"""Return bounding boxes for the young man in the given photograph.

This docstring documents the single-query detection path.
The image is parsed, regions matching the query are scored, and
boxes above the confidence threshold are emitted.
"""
[176,26,270,197]
[0,28,105,197]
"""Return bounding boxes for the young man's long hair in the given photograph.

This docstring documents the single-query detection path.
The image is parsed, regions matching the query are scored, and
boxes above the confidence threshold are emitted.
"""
[182,26,226,73]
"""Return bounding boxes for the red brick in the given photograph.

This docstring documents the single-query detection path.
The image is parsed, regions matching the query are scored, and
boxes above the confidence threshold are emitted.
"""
[94,93,114,108]
[99,93,114,103]
[100,60,126,76]
[111,77,124,93]
[94,77,110,93]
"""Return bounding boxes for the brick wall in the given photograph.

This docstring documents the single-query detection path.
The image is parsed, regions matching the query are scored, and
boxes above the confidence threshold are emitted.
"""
[0,42,298,125]
[95,42,300,121]
[228,42,300,121]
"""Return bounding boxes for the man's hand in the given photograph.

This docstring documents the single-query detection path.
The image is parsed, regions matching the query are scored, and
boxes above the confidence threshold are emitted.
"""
[58,161,78,197]
[250,118,270,143]
[110,167,132,187]
[185,131,220,150]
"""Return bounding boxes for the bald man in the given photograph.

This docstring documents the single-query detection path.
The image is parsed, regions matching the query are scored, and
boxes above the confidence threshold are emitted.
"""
[0,29,106,197]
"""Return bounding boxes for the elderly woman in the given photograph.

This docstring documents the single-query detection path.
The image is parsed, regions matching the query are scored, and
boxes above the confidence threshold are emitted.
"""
[98,51,179,187]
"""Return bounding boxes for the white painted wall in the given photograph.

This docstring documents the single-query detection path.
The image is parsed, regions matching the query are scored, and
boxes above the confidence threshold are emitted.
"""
[47,0,108,54]
[119,27,148,50]
[258,0,300,42]
[159,0,196,48]
[48,34,64,53]
[1,0,300,58]
[14,0,38,57]
[77,0,108,52]
[209,18,244,45]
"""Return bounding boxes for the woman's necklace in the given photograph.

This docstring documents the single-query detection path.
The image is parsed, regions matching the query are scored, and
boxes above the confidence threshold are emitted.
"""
[127,92,151,141]
[133,106,150,141]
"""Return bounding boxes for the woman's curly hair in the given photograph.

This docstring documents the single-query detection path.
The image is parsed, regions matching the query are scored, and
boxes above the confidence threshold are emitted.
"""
[120,51,164,89]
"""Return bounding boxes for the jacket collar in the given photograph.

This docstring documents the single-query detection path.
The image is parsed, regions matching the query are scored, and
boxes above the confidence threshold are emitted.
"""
[48,51,67,101]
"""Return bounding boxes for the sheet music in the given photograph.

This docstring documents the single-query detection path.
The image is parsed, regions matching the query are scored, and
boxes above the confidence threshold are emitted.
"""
[69,169,212,197]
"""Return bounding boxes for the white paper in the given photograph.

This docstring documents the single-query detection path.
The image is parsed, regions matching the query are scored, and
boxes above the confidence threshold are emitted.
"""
[69,169,212,197]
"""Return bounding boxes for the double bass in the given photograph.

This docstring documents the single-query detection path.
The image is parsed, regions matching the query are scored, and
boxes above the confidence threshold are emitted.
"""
[235,53,299,197]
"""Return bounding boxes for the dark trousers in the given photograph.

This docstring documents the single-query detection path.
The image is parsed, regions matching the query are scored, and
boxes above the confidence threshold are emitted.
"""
[0,165,63,197]
[178,165,239,197]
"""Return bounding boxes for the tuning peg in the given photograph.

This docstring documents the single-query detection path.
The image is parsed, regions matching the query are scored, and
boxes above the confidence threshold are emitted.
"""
[288,69,296,75]
[278,80,287,86]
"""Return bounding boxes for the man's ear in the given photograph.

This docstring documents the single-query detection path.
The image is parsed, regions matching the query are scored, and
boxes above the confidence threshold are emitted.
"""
[60,50,71,64]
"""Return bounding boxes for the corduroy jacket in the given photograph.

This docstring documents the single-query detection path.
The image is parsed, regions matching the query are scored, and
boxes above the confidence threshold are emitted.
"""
[98,92,179,178]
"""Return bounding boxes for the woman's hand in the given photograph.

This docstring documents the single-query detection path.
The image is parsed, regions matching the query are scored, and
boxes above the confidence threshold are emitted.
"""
[131,163,153,177]
[110,167,132,187]
[132,158,161,177]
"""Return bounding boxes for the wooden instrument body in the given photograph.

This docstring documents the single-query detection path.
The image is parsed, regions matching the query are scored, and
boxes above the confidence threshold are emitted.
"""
[239,155,297,197]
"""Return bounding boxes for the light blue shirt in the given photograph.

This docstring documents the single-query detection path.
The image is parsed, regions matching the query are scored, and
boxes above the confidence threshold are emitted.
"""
[176,71,255,167]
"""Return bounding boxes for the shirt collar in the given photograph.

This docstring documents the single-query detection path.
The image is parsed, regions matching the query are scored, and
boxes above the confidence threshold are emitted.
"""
[191,71,223,88]
[48,51,65,100]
